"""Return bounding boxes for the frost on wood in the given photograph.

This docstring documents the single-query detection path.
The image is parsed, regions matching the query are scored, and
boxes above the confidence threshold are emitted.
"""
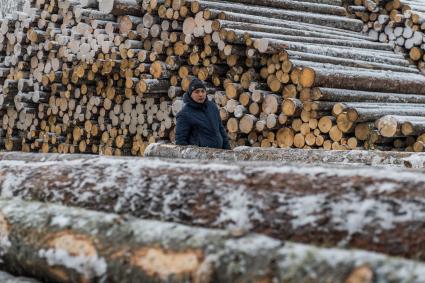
[1,153,425,259]
[144,143,425,168]
[0,0,24,18]
[0,271,41,283]
[0,199,425,283]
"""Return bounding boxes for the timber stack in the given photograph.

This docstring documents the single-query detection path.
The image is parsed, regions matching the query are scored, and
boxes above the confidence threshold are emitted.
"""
[0,0,425,154]
[0,154,423,281]
[345,0,425,151]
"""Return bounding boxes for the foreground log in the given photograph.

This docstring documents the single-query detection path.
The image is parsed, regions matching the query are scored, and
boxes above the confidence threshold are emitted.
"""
[2,153,425,260]
[0,271,41,283]
[144,143,425,168]
[0,199,425,283]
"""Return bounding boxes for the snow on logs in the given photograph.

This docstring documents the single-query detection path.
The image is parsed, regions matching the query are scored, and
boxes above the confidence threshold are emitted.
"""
[143,143,425,168]
[349,0,425,73]
[0,271,41,283]
[0,198,425,282]
[1,0,425,155]
[2,153,425,259]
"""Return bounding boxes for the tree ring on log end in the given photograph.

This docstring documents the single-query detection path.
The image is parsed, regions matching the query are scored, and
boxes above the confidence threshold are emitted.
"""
[131,247,203,280]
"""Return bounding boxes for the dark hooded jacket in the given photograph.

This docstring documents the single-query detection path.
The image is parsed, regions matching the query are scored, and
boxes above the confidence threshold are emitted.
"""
[175,82,230,150]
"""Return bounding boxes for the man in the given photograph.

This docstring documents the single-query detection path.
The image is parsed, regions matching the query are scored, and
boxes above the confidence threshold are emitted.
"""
[176,78,231,149]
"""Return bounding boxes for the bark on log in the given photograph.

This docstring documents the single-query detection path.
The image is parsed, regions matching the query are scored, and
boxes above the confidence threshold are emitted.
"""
[265,40,412,66]
[0,199,424,283]
[209,0,348,16]
[349,107,425,122]
[215,19,370,41]
[313,87,425,103]
[1,153,425,260]
[143,143,425,168]
[306,67,425,94]
[288,50,417,73]
[198,0,364,31]
[232,28,394,51]
[99,0,144,16]
[213,10,371,40]
[0,271,41,283]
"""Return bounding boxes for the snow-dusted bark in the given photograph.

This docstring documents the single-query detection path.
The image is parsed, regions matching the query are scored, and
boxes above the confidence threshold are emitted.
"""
[0,271,41,283]
[0,0,24,18]
[1,153,425,259]
[144,143,425,168]
[0,199,425,283]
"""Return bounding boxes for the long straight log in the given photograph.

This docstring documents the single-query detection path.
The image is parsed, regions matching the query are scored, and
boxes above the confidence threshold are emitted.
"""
[263,39,412,66]
[198,0,363,31]
[215,19,370,42]
[229,28,394,50]
[99,0,144,16]
[304,67,425,94]
[1,153,425,259]
[288,50,417,73]
[0,271,41,283]
[291,59,418,75]
[208,0,348,16]
[211,10,373,40]
[313,87,425,103]
[144,143,425,168]
[0,199,425,283]
[349,107,425,122]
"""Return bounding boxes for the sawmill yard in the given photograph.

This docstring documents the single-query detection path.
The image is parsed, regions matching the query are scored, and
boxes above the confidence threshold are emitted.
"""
[1,0,425,282]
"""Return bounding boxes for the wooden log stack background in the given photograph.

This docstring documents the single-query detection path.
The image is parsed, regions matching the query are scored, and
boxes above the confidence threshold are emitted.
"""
[0,0,425,155]
[2,0,425,281]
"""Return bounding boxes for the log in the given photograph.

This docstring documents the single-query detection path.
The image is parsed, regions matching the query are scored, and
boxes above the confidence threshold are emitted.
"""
[264,39,412,66]
[312,87,425,103]
[0,271,41,283]
[143,143,425,168]
[198,1,364,31]
[214,19,361,42]
[210,0,348,16]
[228,28,394,50]
[375,115,425,136]
[99,0,144,16]
[212,10,371,40]
[348,107,425,122]
[1,153,425,259]
[302,67,425,94]
[0,199,425,283]
[288,50,417,73]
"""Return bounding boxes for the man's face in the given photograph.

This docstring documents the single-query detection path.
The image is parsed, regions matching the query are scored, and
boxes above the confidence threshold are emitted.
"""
[191,88,207,103]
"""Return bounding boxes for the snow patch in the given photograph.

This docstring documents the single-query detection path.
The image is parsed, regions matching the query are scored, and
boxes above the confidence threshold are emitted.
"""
[402,155,425,169]
[51,215,71,228]
[215,186,263,230]
[38,248,107,278]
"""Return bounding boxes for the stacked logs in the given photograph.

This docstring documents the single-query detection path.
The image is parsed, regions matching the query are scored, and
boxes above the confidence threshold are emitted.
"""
[1,0,425,155]
[343,0,425,151]
[348,0,425,63]
[0,197,425,282]
[3,153,425,261]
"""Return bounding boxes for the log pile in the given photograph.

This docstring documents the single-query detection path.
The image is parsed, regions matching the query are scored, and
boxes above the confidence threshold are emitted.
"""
[344,0,425,151]
[0,198,425,282]
[2,152,425,260]
[0,0,425,155]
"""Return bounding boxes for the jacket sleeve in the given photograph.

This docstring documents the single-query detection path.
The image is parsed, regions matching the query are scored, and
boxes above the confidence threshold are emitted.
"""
[219,122,231,149]
[175,112,191,146]
[215,106,231,150]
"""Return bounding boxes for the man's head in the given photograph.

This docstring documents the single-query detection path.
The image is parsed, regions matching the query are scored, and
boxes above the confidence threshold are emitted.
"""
[188,78,206,104]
